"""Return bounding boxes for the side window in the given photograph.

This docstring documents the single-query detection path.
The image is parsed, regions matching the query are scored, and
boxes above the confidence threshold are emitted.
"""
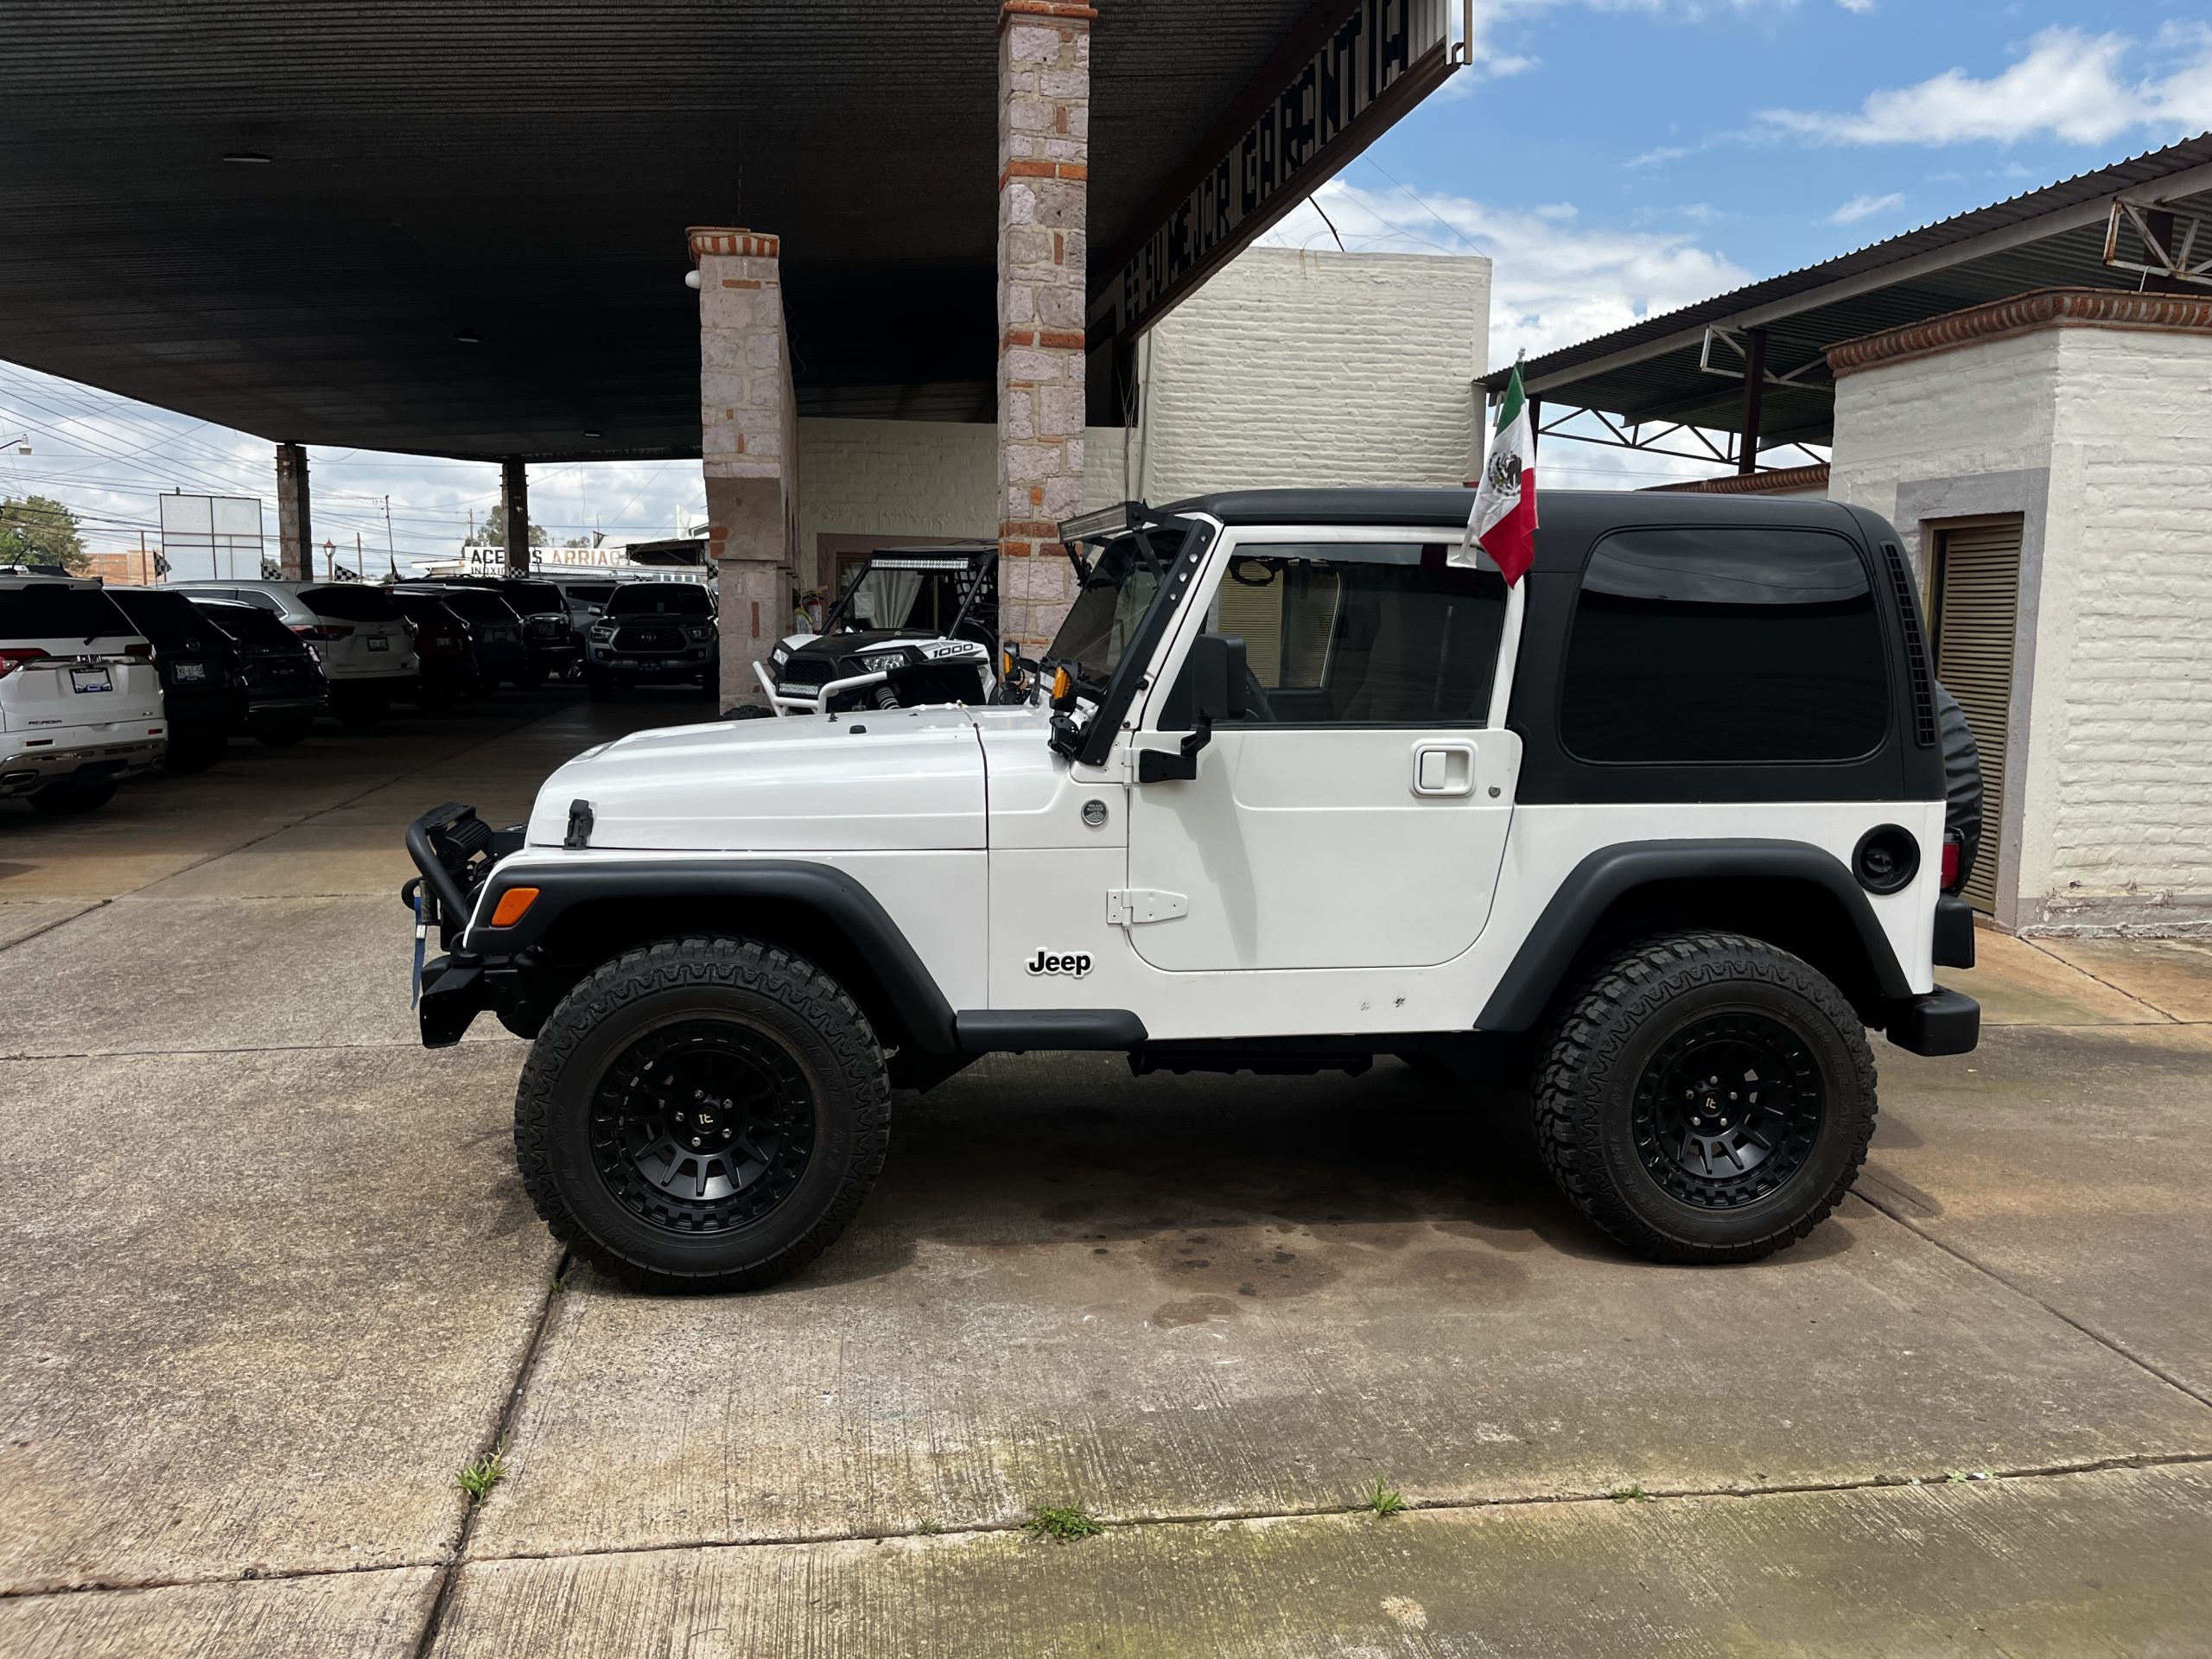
[239,589,284,613]
[1560,527,1889,765]
[1198,542,1505,725]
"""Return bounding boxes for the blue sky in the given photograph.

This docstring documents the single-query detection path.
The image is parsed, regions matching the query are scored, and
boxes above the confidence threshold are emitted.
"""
[7,0,2211,559]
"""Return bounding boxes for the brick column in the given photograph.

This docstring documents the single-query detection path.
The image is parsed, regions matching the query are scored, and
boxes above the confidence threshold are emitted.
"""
[500,459,530,577]
[275,442,311,580]
[692,226,797,708]
[996,0,1092,652]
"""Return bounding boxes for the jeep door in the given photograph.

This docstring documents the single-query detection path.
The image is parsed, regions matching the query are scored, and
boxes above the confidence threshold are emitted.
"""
[1122,532,1521,971]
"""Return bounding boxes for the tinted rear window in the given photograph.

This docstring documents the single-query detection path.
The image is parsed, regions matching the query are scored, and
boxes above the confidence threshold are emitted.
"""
[0,584,135,639]
[111,588,221,650]
[607,583,711,617]
[504,583,565,614]
[300,585,402,622]
[565,583,616,603]
[193,601,302,650]
[1560,528,1889,765]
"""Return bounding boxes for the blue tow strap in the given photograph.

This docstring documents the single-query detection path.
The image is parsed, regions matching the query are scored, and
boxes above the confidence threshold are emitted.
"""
[411,890,428,1008]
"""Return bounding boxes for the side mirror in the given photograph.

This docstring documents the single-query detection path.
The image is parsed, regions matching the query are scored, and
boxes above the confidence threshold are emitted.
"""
[1138,632,1246,782]
[1183,632,1247,725]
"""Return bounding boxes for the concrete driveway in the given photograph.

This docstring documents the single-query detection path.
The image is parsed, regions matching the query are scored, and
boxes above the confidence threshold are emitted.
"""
[3,688,2208,1656]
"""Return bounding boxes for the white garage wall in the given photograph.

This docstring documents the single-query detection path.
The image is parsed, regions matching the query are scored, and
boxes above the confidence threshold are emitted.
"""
[1828,318,2212,935]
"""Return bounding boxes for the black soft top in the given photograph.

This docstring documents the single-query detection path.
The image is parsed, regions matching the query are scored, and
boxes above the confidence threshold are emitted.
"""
[1159,488,1879,576]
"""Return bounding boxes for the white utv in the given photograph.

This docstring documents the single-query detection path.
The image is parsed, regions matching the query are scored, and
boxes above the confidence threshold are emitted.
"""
[406,491,1982,1291]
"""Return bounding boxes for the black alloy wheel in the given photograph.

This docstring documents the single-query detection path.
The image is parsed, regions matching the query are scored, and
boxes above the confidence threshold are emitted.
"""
[514,937,890,1291]
[589,1020,817,1235]
[1532,931,1877,1263]
[1630,1012,1823,1210]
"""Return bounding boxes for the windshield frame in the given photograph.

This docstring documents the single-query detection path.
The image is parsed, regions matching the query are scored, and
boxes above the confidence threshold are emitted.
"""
[1043,512,1215,767]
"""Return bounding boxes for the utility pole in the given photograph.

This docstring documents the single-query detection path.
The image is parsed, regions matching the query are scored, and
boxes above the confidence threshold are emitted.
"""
[383,496,397,580]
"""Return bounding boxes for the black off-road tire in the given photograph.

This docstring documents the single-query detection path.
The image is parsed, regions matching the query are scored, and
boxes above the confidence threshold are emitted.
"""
[1532,931,1877,1263]
[514,937,890,1292]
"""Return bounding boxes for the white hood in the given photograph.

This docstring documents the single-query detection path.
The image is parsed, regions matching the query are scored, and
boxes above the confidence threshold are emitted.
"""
[527,707,988,852]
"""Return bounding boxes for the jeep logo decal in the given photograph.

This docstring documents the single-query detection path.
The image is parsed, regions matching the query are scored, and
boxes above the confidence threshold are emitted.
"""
[1026,949,1092,977]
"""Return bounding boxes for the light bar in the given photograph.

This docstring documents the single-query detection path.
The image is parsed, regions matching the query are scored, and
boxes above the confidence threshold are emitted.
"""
[1058,502,1143,543]
[868,556,974,573]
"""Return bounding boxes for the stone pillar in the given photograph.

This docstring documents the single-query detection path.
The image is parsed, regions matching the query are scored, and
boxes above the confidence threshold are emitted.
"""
[995,0,1092,652]
[501,460,530,577]
[275,442,311,580]
[692,226,797,709]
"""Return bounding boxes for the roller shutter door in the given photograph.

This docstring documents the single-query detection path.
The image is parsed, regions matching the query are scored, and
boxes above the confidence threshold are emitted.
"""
[1931,518,2022,914]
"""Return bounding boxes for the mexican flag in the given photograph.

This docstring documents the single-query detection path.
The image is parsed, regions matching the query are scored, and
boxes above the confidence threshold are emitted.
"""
[1465,362,1537,585]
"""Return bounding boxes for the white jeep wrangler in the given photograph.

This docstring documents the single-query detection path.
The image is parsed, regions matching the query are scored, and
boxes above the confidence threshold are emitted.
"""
[406,490,1982,1291]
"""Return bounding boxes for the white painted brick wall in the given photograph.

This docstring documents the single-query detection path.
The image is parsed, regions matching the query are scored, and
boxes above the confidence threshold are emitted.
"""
[1829,324,2212,933]
[1135,246,1490,499]
[796,245,1491,584]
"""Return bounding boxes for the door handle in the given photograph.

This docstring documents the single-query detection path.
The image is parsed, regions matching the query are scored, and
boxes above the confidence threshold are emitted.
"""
[1412,742,1476,797]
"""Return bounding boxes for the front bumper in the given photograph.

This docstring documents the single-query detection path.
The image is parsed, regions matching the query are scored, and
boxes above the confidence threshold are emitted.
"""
[588,645,713,682]
[1885,986,1980,1056]
[0,734,166,797]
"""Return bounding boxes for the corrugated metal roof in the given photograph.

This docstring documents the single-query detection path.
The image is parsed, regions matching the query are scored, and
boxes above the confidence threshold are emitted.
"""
[1483,134,2212,444]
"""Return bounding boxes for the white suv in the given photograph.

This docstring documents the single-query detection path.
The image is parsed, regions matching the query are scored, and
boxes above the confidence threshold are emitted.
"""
[167,580,418,726]
[0,575,167,814]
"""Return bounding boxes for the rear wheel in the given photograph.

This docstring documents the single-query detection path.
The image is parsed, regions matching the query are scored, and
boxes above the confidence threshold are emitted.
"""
[1532,932,1875,1263]
[29,777,118,815]
[161,728,227,774]
[514,938,890,1292]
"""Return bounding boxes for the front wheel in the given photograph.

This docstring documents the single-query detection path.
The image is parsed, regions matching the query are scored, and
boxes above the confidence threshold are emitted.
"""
[514,938,891,1291]
[1532,932,1876,1264]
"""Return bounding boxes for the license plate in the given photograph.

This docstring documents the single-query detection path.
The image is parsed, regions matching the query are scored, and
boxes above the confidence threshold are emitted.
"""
[175,661,207,683]
[70,667,112,695]
[367,634,390,652]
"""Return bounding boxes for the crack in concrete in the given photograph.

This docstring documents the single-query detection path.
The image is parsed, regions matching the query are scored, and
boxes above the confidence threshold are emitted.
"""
[1855,1185,2212,1413]
[2018,935,2187,1023]
[7,1449,2208,1607]
[407,1247,573,1659]
[0,899,110,958]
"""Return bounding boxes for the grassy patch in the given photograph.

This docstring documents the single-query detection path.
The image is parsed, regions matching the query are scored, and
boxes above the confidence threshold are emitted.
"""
[1026,1504,1105,1542]
[1362,1478,1408,1517]
[916,1519,943,1536]
[1610,1484,1653,1503]
[455,1445,509,1505]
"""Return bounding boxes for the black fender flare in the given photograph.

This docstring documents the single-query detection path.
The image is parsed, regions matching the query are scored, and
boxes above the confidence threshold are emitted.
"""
[1476,838,1915,1032]
[471,858,960,1052]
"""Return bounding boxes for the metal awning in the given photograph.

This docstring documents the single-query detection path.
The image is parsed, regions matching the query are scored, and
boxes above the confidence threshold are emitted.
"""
[1482,134,2212,465]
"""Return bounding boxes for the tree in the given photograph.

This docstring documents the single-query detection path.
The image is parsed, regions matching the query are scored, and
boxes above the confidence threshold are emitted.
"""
[468,514,550,549]
[0,495,89,572]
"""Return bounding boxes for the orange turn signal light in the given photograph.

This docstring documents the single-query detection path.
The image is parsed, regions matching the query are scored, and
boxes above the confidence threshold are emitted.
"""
[1051,666,1071,702]
[489,887,540,928]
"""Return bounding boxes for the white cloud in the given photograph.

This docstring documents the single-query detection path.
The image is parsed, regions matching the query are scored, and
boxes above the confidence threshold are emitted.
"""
[1627,144,1690,168]
[1828,190,1903,224]
[1762,26,2212,148]
[1260,175,1753,372]
[1836,0,1874,12]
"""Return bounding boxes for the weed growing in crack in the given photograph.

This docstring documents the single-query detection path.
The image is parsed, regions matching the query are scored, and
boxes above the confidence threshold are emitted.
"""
[1363,1478,1408,1517]
[1026,1505,1105,1542]
[455,1444,509,1505]
[916,1519,943,1536]
[1611,1484,1653,1503]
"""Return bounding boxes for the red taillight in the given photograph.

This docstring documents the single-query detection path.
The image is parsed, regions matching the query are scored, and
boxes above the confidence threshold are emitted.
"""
[0,647,48,678]
[124,641,154,659]
[1941,834,1961,890]
[291,623,355,642]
